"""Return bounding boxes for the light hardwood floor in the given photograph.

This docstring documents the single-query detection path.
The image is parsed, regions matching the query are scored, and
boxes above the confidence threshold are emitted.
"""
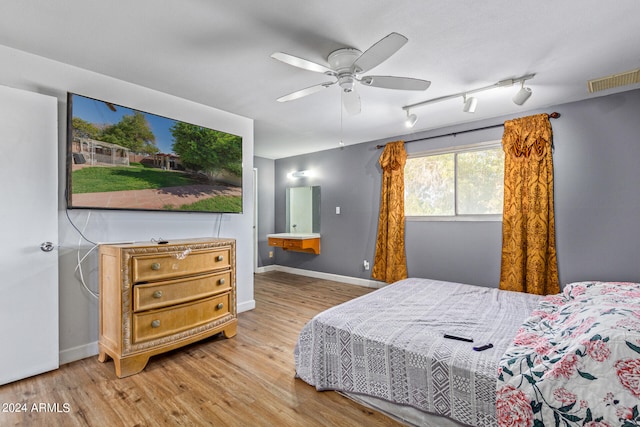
[0,271,403,426]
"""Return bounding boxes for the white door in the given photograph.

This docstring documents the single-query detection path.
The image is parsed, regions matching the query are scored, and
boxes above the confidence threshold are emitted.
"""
[253,167,258,272]
[0,85,59,385]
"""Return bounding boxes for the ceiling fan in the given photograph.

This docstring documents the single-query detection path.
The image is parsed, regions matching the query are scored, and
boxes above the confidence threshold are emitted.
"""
[271,32,431,115]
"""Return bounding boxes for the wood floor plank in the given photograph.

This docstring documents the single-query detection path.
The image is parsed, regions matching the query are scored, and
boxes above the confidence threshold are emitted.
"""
[0,271,402,426]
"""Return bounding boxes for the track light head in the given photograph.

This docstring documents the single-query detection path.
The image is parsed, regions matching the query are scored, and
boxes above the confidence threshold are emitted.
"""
[405,110,417,128]
[463,95,477,113]
[513,83,532,105]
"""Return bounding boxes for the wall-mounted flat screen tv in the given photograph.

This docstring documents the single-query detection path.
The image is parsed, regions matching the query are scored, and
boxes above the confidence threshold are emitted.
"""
[66,93,243,213]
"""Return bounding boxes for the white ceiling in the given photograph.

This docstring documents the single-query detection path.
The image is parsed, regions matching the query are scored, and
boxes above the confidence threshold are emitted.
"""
[1,1,639,159]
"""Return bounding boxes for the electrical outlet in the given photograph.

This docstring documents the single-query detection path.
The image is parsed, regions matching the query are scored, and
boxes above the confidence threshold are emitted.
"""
[363,260,370,270]
[269,251,274,258]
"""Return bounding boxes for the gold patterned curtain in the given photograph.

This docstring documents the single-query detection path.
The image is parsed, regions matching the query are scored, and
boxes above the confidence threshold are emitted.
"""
[372,141,408,283]
[499,114,559,295]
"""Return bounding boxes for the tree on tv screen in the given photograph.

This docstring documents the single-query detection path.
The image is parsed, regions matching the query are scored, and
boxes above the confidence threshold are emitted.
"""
[72,111,159,155]
[99,111,158,155]
[170,122,242,178]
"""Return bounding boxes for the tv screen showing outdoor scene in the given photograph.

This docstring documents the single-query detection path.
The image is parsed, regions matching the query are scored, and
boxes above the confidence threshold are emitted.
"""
[66,93,243,213]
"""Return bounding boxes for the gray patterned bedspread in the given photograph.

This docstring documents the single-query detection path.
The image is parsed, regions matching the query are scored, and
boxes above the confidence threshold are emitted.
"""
[294,278,542,426]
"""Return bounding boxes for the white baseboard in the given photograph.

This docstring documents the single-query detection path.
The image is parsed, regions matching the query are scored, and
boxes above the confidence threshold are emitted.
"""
[258,265,386,289]
[255,265,278,274]
[59,341,98,365]
[238,299,256,313]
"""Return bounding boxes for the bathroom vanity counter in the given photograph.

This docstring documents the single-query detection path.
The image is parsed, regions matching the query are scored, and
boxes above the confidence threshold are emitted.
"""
[267,233,321,255]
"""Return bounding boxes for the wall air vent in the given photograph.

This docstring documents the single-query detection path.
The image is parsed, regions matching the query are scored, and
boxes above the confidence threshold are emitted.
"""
[587,68,640,93]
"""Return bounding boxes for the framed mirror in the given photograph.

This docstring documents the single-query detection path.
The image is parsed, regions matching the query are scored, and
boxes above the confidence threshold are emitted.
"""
[286,186,320,233]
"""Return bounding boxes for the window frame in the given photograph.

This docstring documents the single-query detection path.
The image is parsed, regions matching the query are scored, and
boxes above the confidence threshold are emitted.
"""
[405,140,503,222]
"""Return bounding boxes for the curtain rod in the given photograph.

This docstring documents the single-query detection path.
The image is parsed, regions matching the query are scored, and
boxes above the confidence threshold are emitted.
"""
[376,112,560,149]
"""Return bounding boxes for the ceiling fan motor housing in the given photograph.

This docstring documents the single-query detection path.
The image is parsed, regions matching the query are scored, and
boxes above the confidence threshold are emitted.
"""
[328,48,362,92]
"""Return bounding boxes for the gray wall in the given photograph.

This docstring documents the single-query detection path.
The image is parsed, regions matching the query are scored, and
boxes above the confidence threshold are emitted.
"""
[255,156,276,267]
[273,145,382,278]
[266,88,640,287]
[553,90,640,283]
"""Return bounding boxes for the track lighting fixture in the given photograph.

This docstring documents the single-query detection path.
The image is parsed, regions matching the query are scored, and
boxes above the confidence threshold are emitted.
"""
[401,74,535,125]
[405,110,417,128]
[512,81,533,105]
[463,95,477,113]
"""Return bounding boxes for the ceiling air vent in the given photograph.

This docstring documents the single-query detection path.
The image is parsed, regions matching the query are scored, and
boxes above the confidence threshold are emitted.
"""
[588,68,640,93]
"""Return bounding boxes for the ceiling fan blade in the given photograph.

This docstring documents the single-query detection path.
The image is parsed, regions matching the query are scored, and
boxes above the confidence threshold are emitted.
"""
[360,75,431,91]
[271,52,334,74]
[342,90,361,115]
[276,82,335,102]
[352,32,408,74]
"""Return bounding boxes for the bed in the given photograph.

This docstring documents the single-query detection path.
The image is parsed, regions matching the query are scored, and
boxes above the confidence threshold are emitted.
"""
[294,277,543,426]
[294,278,640,427]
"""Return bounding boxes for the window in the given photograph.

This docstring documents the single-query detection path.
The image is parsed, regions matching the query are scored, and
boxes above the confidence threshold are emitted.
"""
[404,142,504,220]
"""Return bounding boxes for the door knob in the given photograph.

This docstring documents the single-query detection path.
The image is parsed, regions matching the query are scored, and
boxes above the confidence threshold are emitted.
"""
[40,242,55,252]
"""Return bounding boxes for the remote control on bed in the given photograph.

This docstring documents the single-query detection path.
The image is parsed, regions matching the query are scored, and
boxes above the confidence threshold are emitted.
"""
[443,334,474,343]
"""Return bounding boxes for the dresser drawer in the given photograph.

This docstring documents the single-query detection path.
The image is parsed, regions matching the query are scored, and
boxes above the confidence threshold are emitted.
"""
[132,293,230,344]
[133,271,231,312]
[131,247,230,283]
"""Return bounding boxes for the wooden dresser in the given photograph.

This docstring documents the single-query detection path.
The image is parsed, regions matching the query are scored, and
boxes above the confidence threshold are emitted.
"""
[98,238,236,378]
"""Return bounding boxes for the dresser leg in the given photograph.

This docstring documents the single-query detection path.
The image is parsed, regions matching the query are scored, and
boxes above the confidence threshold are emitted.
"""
[113,355,150,378]
[98,350,148,378]
[222,320,238,338]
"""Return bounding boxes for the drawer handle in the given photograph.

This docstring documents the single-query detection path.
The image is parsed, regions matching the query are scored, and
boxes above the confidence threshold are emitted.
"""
[151,320,161,328]
[219,278,225,285]
[152,291,163,299]
[216,303,224,310]
[216,255,224,262]
[151,263,161,271]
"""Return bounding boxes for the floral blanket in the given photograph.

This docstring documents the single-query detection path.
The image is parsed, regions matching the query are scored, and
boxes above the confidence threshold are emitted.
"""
[497,281,640,427]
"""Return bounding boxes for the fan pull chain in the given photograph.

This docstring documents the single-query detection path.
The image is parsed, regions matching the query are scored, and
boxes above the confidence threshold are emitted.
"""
[339,95,345,147]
